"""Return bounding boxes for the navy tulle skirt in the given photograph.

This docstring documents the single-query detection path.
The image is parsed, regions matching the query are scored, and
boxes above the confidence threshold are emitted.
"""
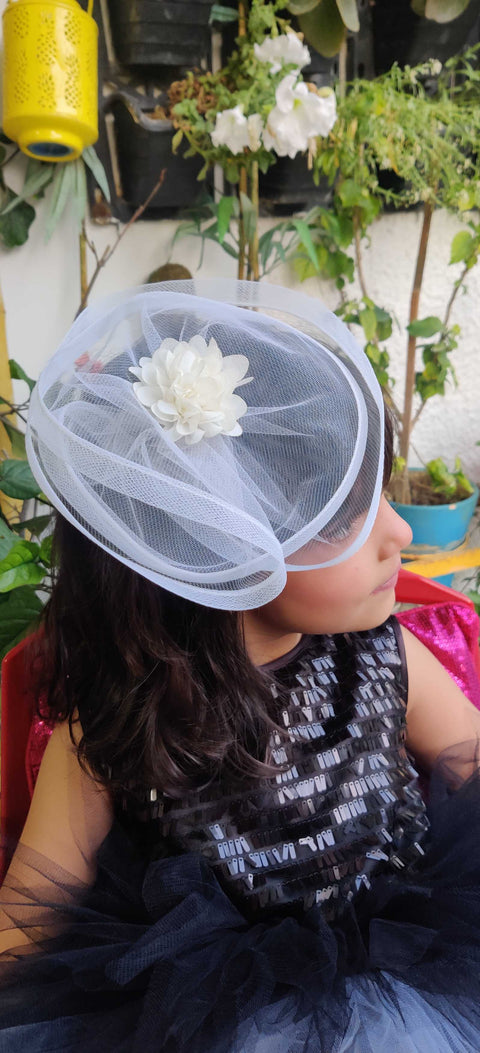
[2,757,480,1052]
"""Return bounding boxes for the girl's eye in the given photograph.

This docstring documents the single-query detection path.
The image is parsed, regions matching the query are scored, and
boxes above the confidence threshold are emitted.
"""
[313,522,354,545]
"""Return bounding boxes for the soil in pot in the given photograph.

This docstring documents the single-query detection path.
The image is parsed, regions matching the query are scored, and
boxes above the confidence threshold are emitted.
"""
[404,470,475,507]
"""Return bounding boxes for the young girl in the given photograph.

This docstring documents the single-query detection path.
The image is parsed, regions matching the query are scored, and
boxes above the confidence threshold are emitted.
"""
[2,279,480,1052]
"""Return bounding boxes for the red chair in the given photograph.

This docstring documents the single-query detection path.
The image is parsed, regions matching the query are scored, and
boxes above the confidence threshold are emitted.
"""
[1,568,480,882]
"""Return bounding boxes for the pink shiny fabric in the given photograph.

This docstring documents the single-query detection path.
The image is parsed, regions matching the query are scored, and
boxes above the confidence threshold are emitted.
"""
[24,603,480,798]
[25,692,53,798]
[397,602,480,710]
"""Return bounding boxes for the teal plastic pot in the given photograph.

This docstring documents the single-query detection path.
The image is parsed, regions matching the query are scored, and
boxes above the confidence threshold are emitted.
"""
[390,473,479,587]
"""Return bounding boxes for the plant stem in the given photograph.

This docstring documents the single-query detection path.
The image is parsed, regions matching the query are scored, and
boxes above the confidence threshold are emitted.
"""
[443,263,469,329]
[238,167,248,280]
[338,38,347,100]
[399,200,434,500]
[238,0,247,37]
[353,209,368,299]
[0,146,19,170]
[248,162,259,281]
[79,222,88,306]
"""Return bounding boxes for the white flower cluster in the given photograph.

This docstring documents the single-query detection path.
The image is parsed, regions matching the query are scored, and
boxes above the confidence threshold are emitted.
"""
[211,32,337,159]
[253,29,310,74]
[130,335,253,445]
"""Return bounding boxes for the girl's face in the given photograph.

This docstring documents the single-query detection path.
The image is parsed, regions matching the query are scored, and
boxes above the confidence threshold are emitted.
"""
[244,497,413,653]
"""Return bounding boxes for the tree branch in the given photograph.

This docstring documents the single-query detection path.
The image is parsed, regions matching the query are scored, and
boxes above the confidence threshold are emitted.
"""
[443,263,469,329]
[353,209,368,300]
[399,200,434,494]
[75,169,166,317]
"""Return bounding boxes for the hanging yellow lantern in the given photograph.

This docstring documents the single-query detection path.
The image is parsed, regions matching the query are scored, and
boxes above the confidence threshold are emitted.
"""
[2,0,98,162]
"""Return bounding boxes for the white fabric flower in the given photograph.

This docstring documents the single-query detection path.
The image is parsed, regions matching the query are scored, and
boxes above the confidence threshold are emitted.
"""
[211,105,264,155]
[254,31,310,75]
[129,335,253,445]
[263,74,337,158]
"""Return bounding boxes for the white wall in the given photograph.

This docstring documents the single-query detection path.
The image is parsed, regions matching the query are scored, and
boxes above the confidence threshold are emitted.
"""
[1,0,479,482]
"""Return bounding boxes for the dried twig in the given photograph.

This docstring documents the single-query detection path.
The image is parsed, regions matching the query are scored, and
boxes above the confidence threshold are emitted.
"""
[75,169,167,317]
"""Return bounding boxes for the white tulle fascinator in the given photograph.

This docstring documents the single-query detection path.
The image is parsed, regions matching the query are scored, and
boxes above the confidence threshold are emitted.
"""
[27,279,385,610]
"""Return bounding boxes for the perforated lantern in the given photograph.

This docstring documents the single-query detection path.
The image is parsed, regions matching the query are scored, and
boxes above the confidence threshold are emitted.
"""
[2,0,98,162]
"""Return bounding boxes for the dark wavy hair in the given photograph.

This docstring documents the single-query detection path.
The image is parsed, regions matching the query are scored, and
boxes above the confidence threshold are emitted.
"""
[38,405,394,800]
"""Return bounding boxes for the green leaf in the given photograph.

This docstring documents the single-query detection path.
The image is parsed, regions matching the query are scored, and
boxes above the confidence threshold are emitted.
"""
[72,158,88,231]
[336,0,360,31]
[0,459,42,499]
[239,192,257,243]
[0,163,52,216]
[449,230,475,265]
[9,358,35,392]
[407,316,443,338]
[0,539,44,593]
[337,179,370,209]
[424,0,471,22]
[287,0,320,15]
[217,195,238,243]
[209,4,239,22]
[10,514,52,537]
[171,128,183,153]
[82,146,111,202]
[426,457,457,499]
[44,162,75,242]
[39,535,53,566]
[0,585,44,661]
[298,0,346,57]
[0,417,26,458]
[374,305,393,341]
[0,192,35,248]
[0,520,18,561]
[291,219,319,270]
[359,305,377,341]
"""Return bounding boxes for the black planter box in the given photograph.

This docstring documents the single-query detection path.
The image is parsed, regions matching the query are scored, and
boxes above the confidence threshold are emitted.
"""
[259,155,332,216]
[373,0,480,73]
[109,93,209,215]
[107,0,213,69]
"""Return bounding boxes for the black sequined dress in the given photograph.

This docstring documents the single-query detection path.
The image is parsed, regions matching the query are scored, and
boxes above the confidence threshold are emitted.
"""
[2,617,480,1052]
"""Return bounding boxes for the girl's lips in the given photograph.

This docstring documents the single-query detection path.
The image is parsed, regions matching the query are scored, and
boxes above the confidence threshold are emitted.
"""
[372,569,400,594]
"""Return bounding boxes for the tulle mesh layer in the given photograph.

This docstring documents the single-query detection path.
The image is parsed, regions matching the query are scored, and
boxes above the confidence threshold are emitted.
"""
[2,747,480,1052]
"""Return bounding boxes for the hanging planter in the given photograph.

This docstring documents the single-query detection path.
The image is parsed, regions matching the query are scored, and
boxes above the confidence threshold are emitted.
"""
[107,89,208,215]
[2,0,98,161]
[106,0,214,70]
[372,0,480,74]
[390,469,479,586]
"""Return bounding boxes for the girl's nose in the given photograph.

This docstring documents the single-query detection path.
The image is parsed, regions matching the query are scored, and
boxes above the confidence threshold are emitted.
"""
[379,497,413,555]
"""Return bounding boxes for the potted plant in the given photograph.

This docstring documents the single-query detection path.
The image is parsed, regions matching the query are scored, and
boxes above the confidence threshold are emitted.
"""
[170,0,337,278]
[288,52,480,574]
[105,86,211,215]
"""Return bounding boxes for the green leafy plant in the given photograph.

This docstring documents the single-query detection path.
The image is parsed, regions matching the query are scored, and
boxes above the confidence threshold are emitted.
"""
[170,0,336,279]
[0,135,110,248]
[0,360,55,659]
[287,51,480,503]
